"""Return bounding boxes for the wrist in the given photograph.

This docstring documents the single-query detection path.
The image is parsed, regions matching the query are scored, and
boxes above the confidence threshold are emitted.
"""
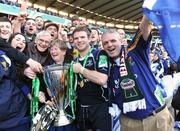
[80,67,85,74]
[26,58,31,65]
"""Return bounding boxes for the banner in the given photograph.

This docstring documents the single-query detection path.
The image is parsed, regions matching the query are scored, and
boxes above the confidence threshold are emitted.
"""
[0,3,71,26]
[143,0,180,63]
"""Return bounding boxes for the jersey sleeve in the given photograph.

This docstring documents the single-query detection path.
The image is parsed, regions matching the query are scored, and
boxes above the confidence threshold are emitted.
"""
[95,50,110,76]
[128,28,152,52]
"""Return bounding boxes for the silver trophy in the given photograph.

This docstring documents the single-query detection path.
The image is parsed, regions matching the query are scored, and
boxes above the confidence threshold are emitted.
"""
[43,64,72,126]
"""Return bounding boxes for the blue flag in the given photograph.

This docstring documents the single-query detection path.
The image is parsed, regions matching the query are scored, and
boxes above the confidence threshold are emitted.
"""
[143,0,180,63]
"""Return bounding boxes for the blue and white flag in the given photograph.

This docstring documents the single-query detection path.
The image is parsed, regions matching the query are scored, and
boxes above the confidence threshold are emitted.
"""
[143,0,180,63]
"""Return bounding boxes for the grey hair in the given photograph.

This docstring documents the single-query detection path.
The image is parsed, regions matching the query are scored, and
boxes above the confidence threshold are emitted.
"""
[102,28,120,38]
[50,39,68,50]
[35,30,51,40]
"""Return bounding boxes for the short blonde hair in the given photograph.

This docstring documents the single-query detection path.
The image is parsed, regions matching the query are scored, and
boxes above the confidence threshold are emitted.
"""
[102,28,120,39]
[50,39,68,50]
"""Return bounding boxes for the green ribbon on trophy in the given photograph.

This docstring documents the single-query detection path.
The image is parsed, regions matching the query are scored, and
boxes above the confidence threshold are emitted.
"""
[66,62,77,120]
[30,76,40,119]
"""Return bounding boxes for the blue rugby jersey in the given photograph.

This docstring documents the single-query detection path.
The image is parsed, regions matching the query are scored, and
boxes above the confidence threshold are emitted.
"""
[108,30,164,119]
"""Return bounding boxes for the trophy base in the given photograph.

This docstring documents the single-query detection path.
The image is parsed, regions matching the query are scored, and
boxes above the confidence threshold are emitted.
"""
[53,110,72,127]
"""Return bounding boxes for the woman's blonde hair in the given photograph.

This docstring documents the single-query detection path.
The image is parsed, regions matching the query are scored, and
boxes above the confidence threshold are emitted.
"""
[50,39,68,50]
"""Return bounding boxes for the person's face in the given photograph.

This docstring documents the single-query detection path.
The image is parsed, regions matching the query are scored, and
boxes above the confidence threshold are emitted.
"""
[35,17,44,30]
[72,20,79,27]
[149,53,154,62]
[50,44,66,63]
[80,20,88,26]
[102,33,122,59]
[117,29,127,46]
[35,34,51,52]
[68,35,74,44]
[90,29,99,43]
[153,54,159,61]
[11,34,26,52]
[25,19,37,35]
[162,51,168,59]
[46,25,58,40]
[117,29,125,38]
[0,22,12,40]
[73,31,90,52]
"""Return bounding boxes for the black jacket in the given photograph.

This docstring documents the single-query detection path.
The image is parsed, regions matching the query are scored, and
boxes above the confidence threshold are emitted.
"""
[0,37,29,64]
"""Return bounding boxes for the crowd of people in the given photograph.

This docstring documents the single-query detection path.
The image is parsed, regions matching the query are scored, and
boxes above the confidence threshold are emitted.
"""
[0,0,64,18]
[0,1,180,131]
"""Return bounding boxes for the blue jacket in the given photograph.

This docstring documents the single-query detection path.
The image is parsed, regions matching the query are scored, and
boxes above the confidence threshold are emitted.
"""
[0,50,28,128]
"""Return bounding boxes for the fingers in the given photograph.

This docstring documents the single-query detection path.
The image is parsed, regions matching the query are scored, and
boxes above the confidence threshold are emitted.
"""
[45,100,54,107]
[26,58,43,73]
[73,63,82,73]
[39,91,46,103]
[32,63,43,73]
[24,67,36,79]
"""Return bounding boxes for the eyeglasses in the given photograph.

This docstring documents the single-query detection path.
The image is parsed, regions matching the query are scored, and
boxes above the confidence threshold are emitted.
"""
[38,38,50,45]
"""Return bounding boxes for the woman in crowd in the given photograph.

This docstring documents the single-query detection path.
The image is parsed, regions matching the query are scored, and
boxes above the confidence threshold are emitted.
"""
[48,39,73,65]
[0,32,30,131]
[8,32,27,52]
[46,39,77,131]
